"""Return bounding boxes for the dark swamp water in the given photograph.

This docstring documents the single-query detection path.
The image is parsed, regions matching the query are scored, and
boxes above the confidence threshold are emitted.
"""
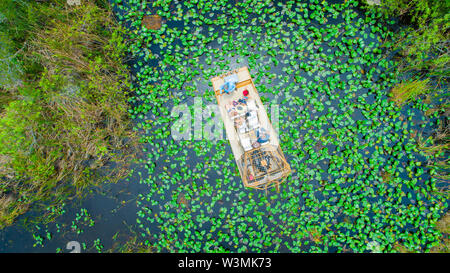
[0,0,448,253]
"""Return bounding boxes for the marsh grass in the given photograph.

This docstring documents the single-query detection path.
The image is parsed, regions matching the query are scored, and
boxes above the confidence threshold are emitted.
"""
[389,78,430,106]
[416,135,449,157]
[307,227,323,244]
[372,2,449,233]
[0,33,23,89]
[415,112,449,201]
[0,88,16,112]
[0,1,138,228]
[432,160,450,181]
[394,210,449,253]
[430,212,450,253]
[393,243,416,253]
[416,112,449,156]
[113,236,154,253]
[368,0,450,75]
[425,102,450,117]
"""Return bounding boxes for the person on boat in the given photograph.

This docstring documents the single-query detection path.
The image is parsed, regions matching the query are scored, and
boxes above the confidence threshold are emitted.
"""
[256,127,270,144]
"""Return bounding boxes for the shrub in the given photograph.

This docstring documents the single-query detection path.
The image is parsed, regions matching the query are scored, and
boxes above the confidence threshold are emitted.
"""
[0,0,137,228]
[374,0,450,75]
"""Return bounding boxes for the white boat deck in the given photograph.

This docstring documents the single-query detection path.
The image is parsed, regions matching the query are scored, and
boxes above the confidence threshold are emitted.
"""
[211,67,290,189]
[212,68,279,158]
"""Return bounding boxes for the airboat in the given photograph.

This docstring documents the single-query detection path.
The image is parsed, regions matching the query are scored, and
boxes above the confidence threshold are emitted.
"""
[211,67,291,191]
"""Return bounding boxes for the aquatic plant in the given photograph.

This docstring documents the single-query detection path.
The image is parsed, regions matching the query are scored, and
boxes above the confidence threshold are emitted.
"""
[368,0,450,75]
[110,0,448,253]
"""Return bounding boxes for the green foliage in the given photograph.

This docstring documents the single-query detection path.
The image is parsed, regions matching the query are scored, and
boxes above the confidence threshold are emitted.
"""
[390,78,430,105]
[0,0,43,88]
[0,32,23,89]
[116,0,448,253]
[0,0,34,47]
[0,88,16,112]
[374,0,450,75]
[113,236,154,253]
[0,1,137,228]
[0,100,41,167]
[374,1,449,198]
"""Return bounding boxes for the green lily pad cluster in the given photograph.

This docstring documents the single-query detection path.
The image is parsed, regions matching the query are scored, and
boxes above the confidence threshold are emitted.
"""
[70,208,95,235]
[29,206,95,251]
[112,0,448,253]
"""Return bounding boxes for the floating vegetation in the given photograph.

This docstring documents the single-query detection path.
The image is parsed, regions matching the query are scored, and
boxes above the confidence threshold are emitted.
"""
[0,0,447,253]
[113,235,154,253]
[107,0,449,253]
[93,238,104,253]
[70,208,95,235]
